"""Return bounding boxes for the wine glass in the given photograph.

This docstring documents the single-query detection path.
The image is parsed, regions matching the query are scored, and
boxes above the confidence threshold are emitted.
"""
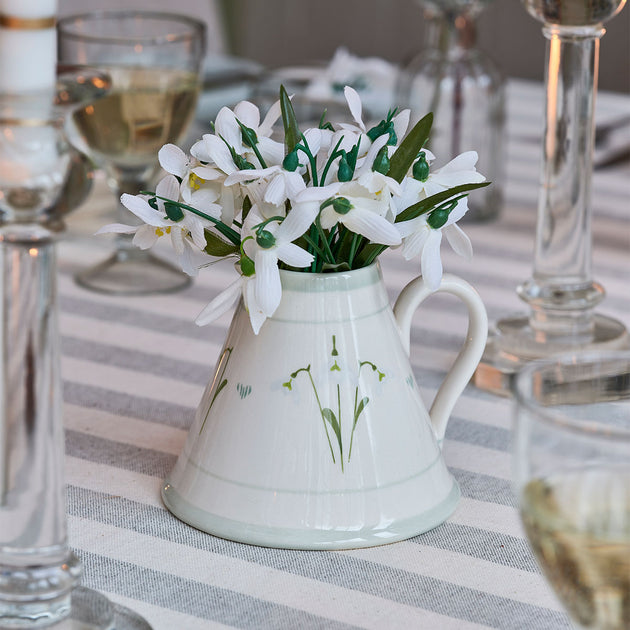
[0,116,151,628]
[513,351,630,630]
[473,0,627,395]
[397,0,505,222]
[58,11,206,295]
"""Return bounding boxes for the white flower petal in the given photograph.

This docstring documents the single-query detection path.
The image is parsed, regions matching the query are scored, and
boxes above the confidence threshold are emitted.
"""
[120,194,164,226]
[203,135,237,174]
[156,175,180,208]
[158,144,188,178]
[191,165,223,181]
[234,100,260,130]
[401,226,430,260]
[343,209,401,246]
[444,223,473,259]
[284,170,307,200]
[225,166,278,186]
[296,182,342,202]
[187,216,208,250]
[277,202,318,241]
[263,174,286,206]
[214,107,242,148]
[170,226,185,256]
[276,242,314,268]
[319,206,339,230]
[190,138,212,162]
[344,86,365,131]
[258,99,282,137]
[95,223,139,235]
[254,249,282,316]
[421,231,443,291]
[195,277,243,326]
[439,150,479,173]
[244,277,267,335]
[258,137,285,167]
[392,109,410,143]
[132,225,159,249]
[302,128,323,156]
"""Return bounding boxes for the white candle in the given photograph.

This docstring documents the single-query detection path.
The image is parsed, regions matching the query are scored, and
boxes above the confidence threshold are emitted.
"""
[0,0,57,95]
[0,0,57,19]
[0,27,56,93]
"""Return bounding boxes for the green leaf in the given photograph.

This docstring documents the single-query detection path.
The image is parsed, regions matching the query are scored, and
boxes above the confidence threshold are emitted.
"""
[396,181,490,223]
[353,397,369,429]
[387,113,433,183]
[204,231,239,257]
[280,85,300,155]
[322,408,342,446]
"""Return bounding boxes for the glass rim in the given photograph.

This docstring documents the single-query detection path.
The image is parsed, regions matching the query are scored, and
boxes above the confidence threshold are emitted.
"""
[57,10,206,46]
[512,350,630,442]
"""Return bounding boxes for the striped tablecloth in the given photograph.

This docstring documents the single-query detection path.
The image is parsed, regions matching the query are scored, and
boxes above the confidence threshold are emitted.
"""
[58,79,630,630]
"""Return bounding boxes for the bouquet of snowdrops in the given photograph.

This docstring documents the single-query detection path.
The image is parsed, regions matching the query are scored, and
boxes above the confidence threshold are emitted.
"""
[100,86,488,333]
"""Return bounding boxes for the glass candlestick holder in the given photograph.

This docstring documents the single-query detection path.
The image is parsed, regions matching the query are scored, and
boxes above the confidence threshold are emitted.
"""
[398,0,505,222]
[0,115,151,628]
[473,0,628,396]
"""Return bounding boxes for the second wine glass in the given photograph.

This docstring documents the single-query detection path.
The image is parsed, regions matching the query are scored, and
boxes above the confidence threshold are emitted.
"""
[58,11,206,295]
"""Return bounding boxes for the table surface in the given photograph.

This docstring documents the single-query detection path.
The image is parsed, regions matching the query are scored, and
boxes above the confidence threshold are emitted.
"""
[58,79,630,630]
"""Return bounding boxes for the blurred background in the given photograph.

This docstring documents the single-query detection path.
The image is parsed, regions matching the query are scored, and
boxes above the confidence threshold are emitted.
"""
[59,0,629,93]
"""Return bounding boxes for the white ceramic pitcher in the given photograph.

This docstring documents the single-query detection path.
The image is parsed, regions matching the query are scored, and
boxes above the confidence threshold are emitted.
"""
[162,263,488,549]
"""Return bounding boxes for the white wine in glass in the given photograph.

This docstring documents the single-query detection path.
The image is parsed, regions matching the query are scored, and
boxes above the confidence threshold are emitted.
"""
[514,352,630,630]
[58,11,206,295]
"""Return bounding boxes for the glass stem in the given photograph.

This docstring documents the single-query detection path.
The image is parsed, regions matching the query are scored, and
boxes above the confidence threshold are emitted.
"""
[0,225,81,626]
[109,175,149,258]
[518,25,605,338]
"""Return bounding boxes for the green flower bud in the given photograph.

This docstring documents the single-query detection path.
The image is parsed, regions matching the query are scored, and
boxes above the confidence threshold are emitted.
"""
[367,119,397,145]
[338,153,353,182]
[240,254,255,276]
[372,146,390,175]
[234,153,255,171]
[332,197,352,215]
[413,152,430,182]
[237,120,259,148]
[164,202,184,222]
[427,207,451,229]
[283,150,299,172]
[256,229,276,249]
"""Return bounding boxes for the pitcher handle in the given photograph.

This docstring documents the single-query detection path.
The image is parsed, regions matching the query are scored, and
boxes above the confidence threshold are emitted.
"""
[393,273,488,441]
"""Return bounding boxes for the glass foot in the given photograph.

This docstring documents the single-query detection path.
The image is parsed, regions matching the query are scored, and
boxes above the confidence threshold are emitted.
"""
[472,312,628,396]
[75,249,191,296]
[0,587,151,629]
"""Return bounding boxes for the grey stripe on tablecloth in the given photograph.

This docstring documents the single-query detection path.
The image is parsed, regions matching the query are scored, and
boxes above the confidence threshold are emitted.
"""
[63,382,195,429]
[68,488,569,630]
[77,550,360,630]
[61,336,211,386]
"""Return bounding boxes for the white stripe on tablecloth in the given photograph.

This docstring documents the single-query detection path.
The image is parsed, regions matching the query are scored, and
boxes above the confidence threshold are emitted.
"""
[61,357,203,408]
[65,457,163,509]
[68,519,494,630]
[343,541,563,613]
[64,403,186,455]
[443,441,512,481]
[450,498,523,539]
[60,313,219,367]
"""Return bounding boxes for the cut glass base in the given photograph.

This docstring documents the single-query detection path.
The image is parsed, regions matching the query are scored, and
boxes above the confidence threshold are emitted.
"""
[0,587,151,630]
[472,312,629,396]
